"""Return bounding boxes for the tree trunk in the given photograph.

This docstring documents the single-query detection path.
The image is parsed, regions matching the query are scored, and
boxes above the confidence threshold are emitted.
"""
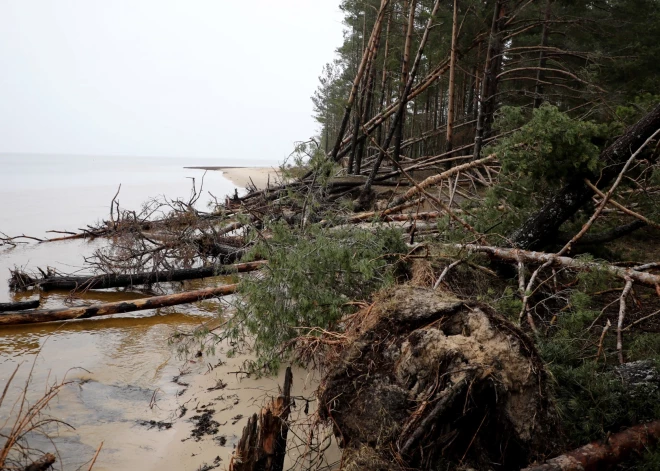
[392,0,416,166]
[328,0,391,163]
[533,0,553,108]
[360,0,443,203]
[446,0,459,153]
[0,299,40,312]
[10,261,266,292]
[0,284,237,326]
[509,103,660,249]
[523,419,660,471]
[474,0,503,160]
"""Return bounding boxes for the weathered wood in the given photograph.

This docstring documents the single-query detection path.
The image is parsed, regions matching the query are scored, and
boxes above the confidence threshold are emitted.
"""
[11,261,266,291]
[0,299,40,312]
[460,244,660,288]
[523,419,660,471]
[0,284,237,326]
[229,367,293,471]
[24,453,56,471]
[509,103,660,249]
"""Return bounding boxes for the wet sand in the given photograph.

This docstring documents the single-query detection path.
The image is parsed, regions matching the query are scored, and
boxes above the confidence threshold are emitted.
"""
[186,166,278,191]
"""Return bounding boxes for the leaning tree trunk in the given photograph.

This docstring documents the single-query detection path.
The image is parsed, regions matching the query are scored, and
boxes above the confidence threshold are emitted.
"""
[328,0,391,164]
[360,0,442,203]
[509,103,660,250]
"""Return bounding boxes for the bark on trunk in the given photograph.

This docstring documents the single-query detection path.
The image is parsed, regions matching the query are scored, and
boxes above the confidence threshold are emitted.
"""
[509,103,660,249]
[473,0,503,160]
[445,0,459,153]
[361,0,443,202]
[328,0,391,163]
[0,284,237,326]
[10,261,266,292]
[392,0,416,166]
[533,0,553,109]
[523,419,660,471]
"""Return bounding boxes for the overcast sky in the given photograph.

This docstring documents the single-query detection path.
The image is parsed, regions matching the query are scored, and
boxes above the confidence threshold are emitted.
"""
[0,0,344,162]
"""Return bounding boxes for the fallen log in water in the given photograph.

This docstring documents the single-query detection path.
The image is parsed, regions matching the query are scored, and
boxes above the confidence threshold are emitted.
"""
[0,284,237,326]
[0,299,40,312]
[10,261,266,291]
[523,419,660,471]
[229,367,293,471]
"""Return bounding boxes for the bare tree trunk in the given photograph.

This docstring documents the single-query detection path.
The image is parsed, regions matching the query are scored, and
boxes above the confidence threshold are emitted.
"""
[328,0,390,163]
[360,0,442,203]
[10,261,266,292]
[0,284,238,326]
[446,0,459,153]
[533,0,553,108]
[474,0,503,160]
[392,0,416,166]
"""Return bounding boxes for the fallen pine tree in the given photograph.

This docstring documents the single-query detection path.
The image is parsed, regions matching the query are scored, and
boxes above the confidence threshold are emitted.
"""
[9,261,266,292]
[0,284,237,326]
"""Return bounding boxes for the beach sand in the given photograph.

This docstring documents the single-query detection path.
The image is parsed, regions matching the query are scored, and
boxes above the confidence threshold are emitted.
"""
[187,166,278,191]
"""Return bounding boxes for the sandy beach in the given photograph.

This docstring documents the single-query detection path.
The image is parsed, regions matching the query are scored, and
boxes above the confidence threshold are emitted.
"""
[186,166,279,191]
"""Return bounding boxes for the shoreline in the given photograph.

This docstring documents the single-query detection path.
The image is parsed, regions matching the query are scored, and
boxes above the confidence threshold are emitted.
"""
[186,166,277,191]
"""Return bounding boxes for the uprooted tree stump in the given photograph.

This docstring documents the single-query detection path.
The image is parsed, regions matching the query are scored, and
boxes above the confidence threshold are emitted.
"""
[229,367,293,471]
[318,286,559,470]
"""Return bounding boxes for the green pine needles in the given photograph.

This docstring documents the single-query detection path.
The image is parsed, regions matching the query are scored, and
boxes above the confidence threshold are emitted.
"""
[226,223,407,372]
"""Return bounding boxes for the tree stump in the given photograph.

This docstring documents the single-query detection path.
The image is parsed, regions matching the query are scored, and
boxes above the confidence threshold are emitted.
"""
[229,367,293,471]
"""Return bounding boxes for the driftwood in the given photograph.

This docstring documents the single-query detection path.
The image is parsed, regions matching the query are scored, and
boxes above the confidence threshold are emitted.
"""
[10,261,266,292]
[523,419,660,471]
[0,299,40,312]
[24,453,56,471]
[229,367,293,471]
[0,284,237,326]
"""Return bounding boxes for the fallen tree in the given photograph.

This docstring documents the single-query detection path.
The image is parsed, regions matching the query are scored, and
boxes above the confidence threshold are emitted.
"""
[0,284,237,326]
[523,419,660,471]
[509,103,660,250]
[0,300,39,312]
[10,261,266,292]
[318,286,559,470]
[457,244,660,289]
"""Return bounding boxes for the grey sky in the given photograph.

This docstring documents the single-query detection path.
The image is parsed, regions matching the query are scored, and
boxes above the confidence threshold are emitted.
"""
[0,0,344,162]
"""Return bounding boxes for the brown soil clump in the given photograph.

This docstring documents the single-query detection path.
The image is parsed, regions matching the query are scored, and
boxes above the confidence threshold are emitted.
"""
[318,286,559,470]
